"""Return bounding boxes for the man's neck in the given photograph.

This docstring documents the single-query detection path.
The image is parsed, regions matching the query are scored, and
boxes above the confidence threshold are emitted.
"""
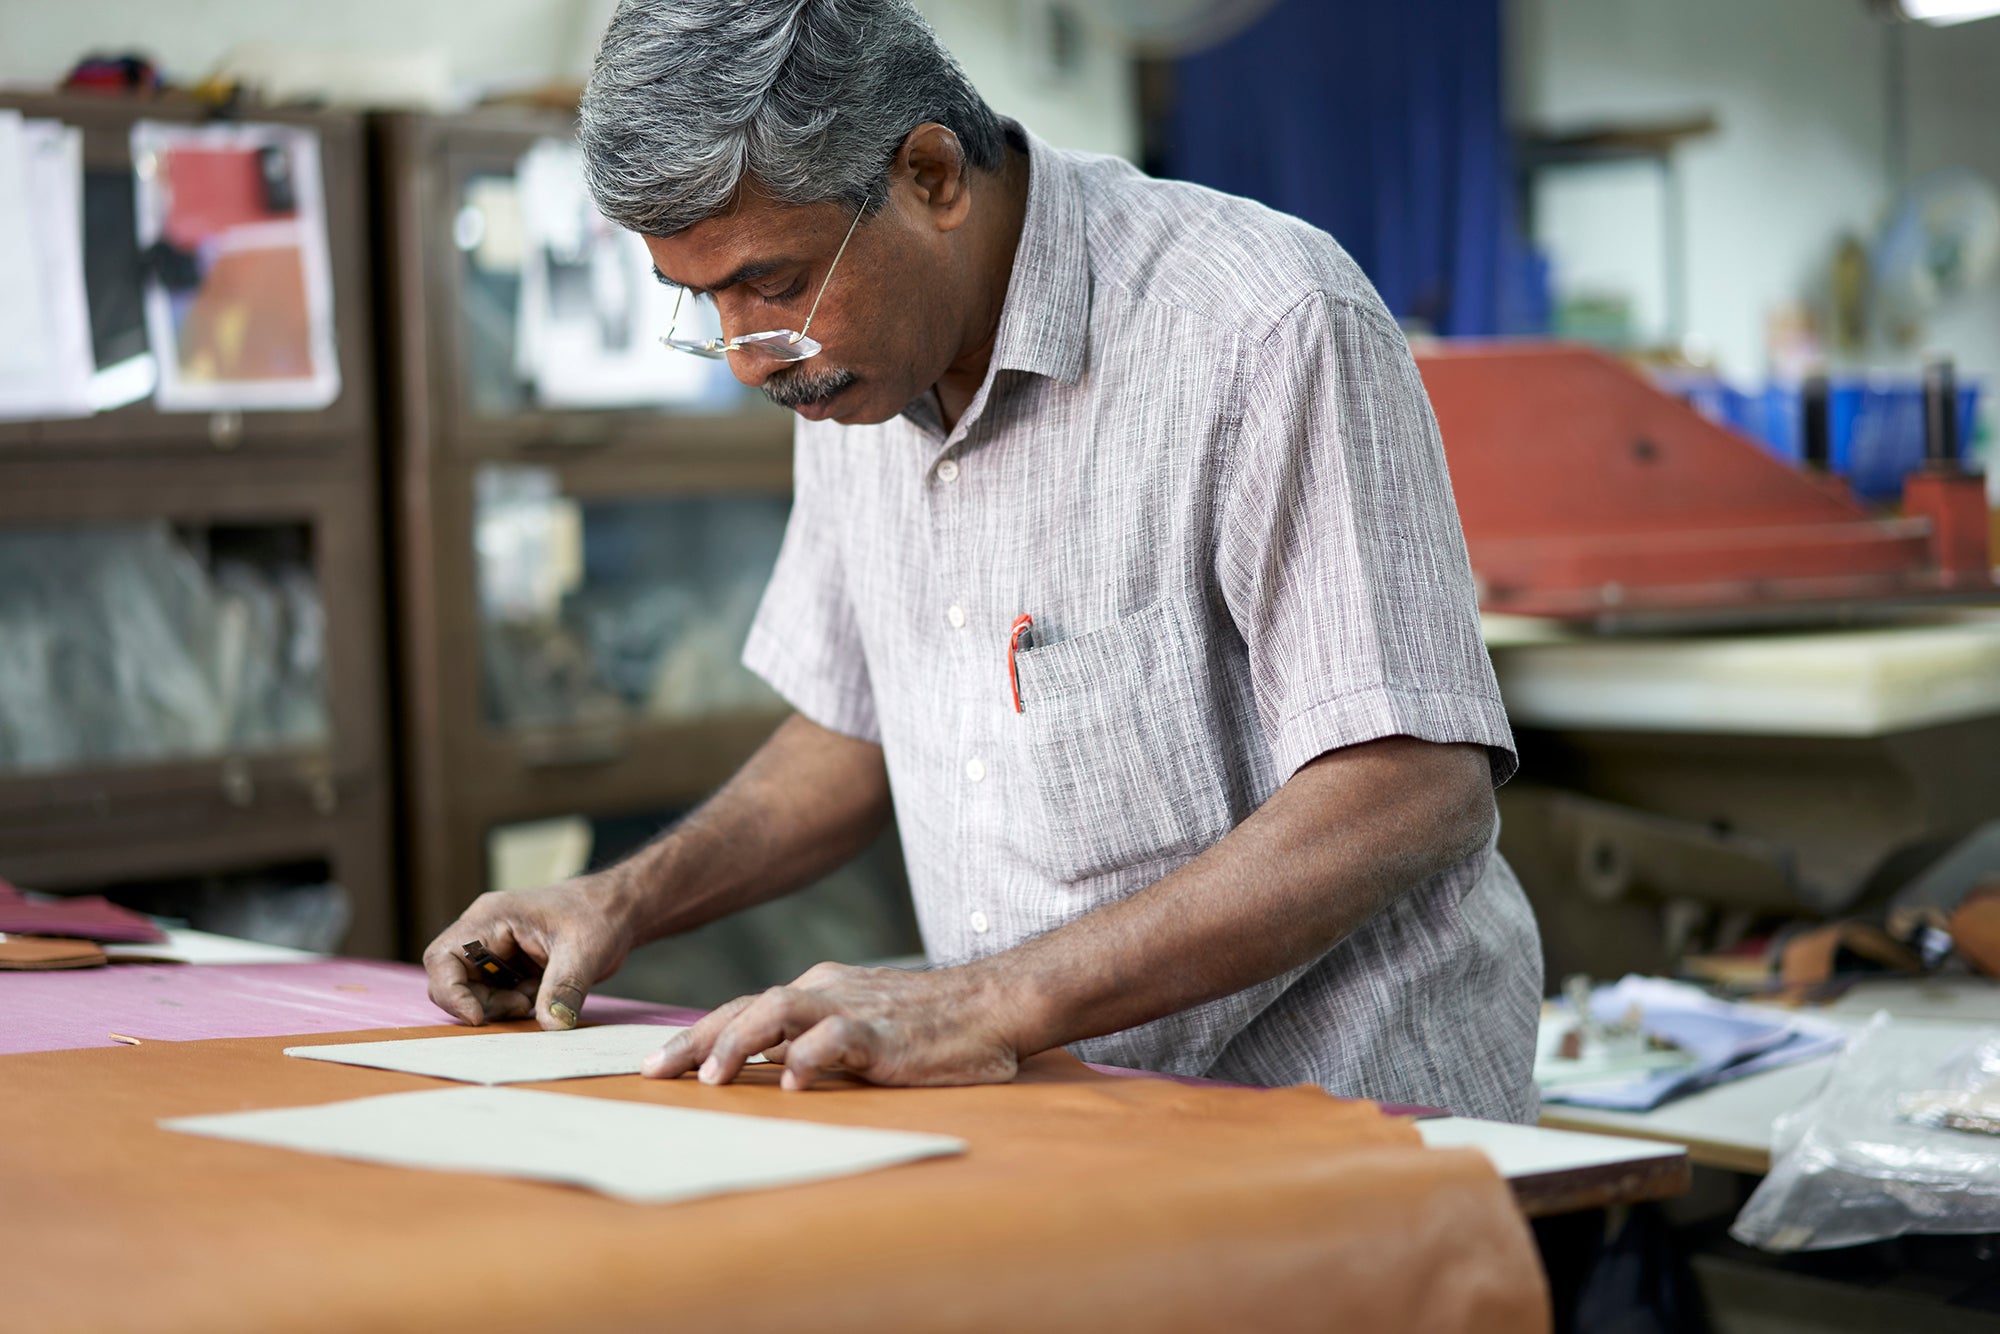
[933,142,1032,433]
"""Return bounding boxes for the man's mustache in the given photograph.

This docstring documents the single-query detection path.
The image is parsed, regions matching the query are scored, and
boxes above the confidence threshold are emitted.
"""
[762,366,858,410]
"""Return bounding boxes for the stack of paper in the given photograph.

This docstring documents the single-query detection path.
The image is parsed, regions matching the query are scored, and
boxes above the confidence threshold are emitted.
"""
[1537,976,1845,1111]
[0,110,94,420]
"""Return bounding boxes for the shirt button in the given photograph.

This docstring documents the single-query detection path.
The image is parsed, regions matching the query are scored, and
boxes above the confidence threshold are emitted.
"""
[937,460,960,483]
[964,757,986,783]
[947,604,967,629]
[969,910,990,934]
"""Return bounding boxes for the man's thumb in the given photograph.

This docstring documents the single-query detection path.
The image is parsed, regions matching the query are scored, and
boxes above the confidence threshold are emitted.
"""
[536,944,589,1030]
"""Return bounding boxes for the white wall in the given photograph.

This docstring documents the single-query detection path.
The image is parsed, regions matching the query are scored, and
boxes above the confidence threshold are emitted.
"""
[917,1,1135,160]
[1511,0,2000,415]
[0,0,1137,158]
[0,0,595,100]
[1899,11,2000,422]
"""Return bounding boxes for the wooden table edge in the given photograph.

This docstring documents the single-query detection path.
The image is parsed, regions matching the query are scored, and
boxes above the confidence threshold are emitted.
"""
[1537,1111,1771,1177]
[1507,1149,1692,1218]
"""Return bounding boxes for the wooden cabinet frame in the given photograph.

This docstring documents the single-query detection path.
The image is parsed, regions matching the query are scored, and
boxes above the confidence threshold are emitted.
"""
[0,93,396,956]
[373,111,796,947]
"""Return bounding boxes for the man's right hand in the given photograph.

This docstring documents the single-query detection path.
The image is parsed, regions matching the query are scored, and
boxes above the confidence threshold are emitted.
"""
[419,713,894,1033]
[421,872,640,1031]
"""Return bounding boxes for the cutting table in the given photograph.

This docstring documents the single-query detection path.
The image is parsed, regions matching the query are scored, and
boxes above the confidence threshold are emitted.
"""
[1,932,1686,1332]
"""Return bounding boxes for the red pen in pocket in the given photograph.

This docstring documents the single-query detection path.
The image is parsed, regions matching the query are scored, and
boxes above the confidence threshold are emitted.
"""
[1008,613,1034,714]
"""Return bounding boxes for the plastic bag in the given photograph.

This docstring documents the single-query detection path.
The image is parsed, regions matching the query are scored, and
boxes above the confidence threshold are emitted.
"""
[1731,1013,2000,1252]
[0,524,325,772]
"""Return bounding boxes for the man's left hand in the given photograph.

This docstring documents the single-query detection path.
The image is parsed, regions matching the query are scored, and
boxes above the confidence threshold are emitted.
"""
[642,960,1028,1090]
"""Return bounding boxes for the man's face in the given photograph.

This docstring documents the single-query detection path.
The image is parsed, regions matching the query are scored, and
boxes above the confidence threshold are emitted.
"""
[642,178,963,427]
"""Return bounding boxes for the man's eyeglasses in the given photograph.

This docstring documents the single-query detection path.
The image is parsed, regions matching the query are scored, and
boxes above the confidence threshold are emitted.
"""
[658,204,865,364]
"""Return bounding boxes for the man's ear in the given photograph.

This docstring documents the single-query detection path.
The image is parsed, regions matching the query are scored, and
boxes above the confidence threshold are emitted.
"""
[895,122,973,232]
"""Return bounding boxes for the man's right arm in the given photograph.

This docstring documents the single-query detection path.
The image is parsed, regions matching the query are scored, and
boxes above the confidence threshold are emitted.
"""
[421,712,894,1029]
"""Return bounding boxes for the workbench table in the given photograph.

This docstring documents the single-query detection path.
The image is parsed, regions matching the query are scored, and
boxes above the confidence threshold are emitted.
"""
[1539,977,2000,1174]
[1485,609,2000,738]
[2,934,1688,1332]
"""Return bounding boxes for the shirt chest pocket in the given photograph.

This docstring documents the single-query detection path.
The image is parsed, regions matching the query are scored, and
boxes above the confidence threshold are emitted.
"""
[1010,598,1236,883]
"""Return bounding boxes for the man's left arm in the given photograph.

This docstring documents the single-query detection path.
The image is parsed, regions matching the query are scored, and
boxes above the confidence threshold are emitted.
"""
[647,732,1492,1088]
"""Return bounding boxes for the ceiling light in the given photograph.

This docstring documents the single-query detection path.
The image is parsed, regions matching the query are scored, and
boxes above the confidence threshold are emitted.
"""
[1887,0,2000,24]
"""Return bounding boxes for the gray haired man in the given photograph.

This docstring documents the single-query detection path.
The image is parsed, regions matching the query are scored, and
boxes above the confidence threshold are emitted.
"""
[424,0,1543,1121]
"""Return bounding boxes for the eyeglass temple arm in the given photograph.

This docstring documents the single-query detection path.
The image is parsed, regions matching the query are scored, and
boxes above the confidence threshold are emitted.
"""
[794,204,867,343]
[665,282,693,346]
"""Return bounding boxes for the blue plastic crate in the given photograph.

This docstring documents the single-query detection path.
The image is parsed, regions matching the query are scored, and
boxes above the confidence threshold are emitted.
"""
[1755,378,1981,501]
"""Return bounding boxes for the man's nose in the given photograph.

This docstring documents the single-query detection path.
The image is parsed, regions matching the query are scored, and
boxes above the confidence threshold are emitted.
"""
[724,346,781,389]
[711,308,780,388]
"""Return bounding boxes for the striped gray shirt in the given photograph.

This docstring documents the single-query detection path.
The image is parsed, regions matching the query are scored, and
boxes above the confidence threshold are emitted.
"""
[743,126,1542,1123]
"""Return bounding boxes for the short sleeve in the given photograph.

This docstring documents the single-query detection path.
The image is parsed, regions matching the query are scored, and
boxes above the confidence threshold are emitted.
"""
[1217,294,1516,784]
[741,428,881,743]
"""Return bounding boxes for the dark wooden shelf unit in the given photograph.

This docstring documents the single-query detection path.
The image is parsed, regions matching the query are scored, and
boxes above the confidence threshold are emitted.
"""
[0,92,396,957]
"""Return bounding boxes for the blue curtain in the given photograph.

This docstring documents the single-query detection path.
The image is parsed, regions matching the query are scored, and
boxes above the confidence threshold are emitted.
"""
[1165,0,1531,338]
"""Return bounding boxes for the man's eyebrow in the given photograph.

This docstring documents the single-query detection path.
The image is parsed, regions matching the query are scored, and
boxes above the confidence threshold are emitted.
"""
[650,258,794,295]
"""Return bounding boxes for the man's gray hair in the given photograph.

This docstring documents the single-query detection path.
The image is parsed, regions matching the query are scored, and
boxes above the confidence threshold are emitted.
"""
[580,0,1007,238]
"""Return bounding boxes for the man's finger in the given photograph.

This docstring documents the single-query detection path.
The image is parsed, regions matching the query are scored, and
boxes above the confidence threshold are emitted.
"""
[534,937,591,1031]
[642,996,755,1079]
[704,987,818,1086]
[483,984,533,1022]
[780,1016,874,1091]
[423,934,486,1026]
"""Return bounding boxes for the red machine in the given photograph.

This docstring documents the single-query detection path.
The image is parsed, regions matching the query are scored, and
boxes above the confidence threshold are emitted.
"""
[1415,344,1994,626]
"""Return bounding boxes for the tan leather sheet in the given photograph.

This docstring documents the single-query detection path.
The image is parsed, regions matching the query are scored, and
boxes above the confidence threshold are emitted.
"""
[0,1024,1549,1333]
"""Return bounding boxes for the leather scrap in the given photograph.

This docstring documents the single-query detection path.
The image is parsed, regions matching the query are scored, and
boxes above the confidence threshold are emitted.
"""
[0,1025,1549,1333]
[0,935,107,970]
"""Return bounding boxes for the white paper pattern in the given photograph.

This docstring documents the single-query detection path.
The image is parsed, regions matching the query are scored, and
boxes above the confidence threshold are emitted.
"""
[162,1085,964,1204]
[285,1023,765,1084]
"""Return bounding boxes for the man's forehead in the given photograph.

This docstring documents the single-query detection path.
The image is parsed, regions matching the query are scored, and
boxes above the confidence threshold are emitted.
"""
[641,196,846,292]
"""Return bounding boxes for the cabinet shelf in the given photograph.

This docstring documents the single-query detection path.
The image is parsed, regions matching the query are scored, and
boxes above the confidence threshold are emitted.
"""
[0,93,395,958]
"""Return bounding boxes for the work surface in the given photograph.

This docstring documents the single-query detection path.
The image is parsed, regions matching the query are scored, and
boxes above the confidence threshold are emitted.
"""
[1484,609,2000,737]
[1,942,1687,1331]
[7,1026,1560,1333]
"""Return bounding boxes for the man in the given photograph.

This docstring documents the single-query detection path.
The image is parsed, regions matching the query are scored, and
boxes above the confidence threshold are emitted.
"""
[424,0,1542,1122]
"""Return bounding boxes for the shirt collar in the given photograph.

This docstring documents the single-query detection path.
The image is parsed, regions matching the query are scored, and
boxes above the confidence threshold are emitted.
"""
[986,124,1090,387]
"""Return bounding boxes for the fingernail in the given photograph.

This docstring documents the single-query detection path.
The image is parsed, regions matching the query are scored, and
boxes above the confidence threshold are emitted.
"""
[699,1055,720,1084]
[550,1001,579,1029]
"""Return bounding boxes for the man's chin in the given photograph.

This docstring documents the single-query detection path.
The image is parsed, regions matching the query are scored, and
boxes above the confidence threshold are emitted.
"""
[792,395,838,423]
[790,384,897,426]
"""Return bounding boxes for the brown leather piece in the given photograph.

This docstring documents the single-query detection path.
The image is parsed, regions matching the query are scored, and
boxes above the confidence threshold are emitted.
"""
[1778,921,1922,990]
[1952,883,2000,979]
[1,1024,1548,1333]
[0,935,106,969]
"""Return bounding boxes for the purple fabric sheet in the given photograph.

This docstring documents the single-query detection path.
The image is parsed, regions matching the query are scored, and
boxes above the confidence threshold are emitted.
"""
[0,959,698,1055]
[1,961,1442,1113]
[0,878,167,944]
